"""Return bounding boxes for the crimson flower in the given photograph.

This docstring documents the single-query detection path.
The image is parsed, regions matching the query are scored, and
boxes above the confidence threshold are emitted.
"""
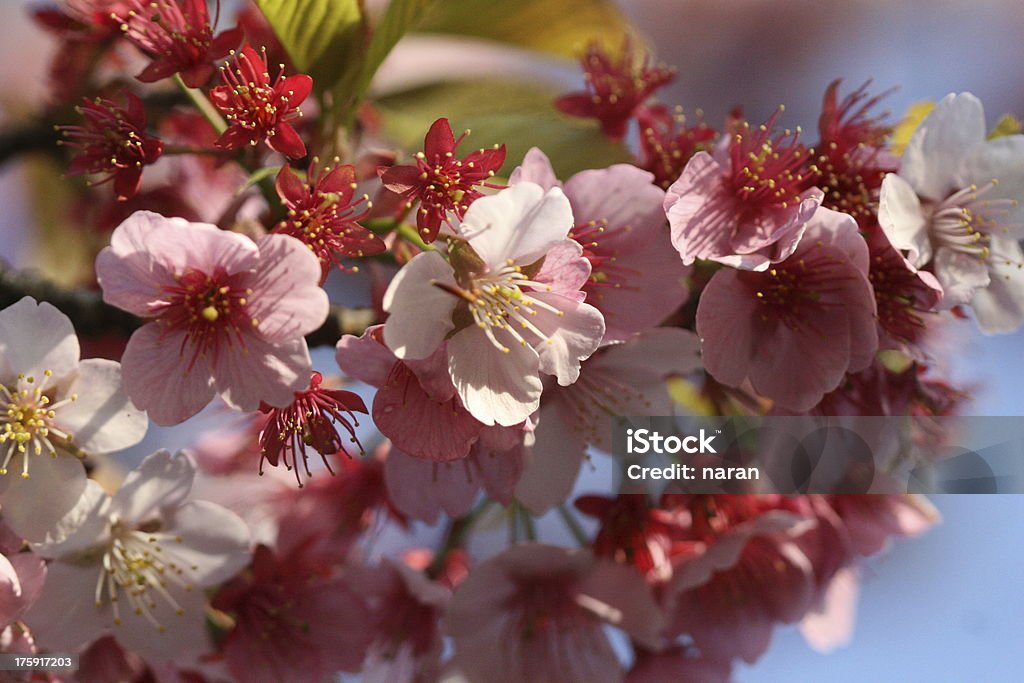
[274,162,386,280]
[210,44,313,159]
[814,80,897,224]
[114,0,242,88]
[637,104,717,189]
[379,117,506,243]
[556,39,676,142]
[259,372,367,488]
[59,93,164,201]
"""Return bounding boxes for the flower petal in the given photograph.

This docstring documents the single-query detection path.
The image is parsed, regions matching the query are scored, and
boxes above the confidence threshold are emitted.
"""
[509,147,561,190]
[529,293,605,386]
[459,183,574,269]
[110,450,194,524]
[878,173,931,267]
[0,453,89,543]
[55,359,147,455]
[901,92,986,201]
[246,234,329,342]
[213,336,311,412]
[383,447,480,523]
[120,324,216,426]
[382,251,458,360]
[971,237,1024,333]
[0,298,79,382]
[447,326,542,427]
[154,500,251,586]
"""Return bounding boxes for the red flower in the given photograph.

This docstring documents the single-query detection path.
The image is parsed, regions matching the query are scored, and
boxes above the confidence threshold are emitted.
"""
[556,39,676,142]
[114,0,243,88]
[637,104,717,189]
[379,117,506,243]
[814,80,897,224]
[58,92,164,201]
[274,162,386,281]
[258,372,367,488]
[575,494,689,581]
[209,45,313,159]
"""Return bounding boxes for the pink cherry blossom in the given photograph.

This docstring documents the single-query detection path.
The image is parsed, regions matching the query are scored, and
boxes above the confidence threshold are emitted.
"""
[666,111,823,270]
[511,148,691,342]
[446,543,665,683]
[23,450,251,665]
[515,328,702,514]
[96,211,329,425]
[382,182,606,427]
[663,496,817,664]
[0,297,146,542]
[382,436,522,524]
[354,557,450,682]
[213,544,372,683]
[696,207,879,411]
[337,326,487,462]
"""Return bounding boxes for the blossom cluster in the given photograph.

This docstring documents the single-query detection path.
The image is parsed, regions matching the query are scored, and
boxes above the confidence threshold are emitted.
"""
[1,2,1018,681]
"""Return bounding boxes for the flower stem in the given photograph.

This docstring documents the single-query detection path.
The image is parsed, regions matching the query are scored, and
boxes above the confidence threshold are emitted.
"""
[174,74,228,135]
[428,499,492,578]
[396,222,434,251]
[557,504,589,547]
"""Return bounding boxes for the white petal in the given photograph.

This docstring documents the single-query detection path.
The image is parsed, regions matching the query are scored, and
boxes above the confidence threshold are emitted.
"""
[55,359,147,454]
[933,246,990,307]
[447,326,542,427]
[21,561,106,652]
[0,298,79,382]
[460,183,574,269]
[155,500,251,586]
[800,567,859,653]
[878,174,931,267]
[111,580,214,664]
[902,92,986,200]
[110,450,194,523]
[529,294,605,386]
[382,251,458,360]
[963,134,1024,231]
[0,453,88,543]
[31,479,109,558]
[509,147,561,190]
[971,238,1024,333]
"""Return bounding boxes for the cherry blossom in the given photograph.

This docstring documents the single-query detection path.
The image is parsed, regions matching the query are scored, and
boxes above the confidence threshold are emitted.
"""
[381,182,605,427]
[23,450,250,664]
[58,93,164,201]
[878,92,1024,332]
[96,211,329,425]
[696,207,879,411]
[446,543,665,683]
[511,148,691,342]
[210,45,313,159]
[380,117,506,243]
[555,39,675,142]
[0,298,146,541]
[666,110,823,270]
[114,0,242,88]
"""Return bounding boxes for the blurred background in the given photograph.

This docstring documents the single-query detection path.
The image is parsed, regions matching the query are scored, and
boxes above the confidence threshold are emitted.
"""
[1,0,1022,680]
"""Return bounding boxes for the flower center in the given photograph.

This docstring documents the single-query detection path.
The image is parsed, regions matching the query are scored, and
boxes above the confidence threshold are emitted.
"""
[158,267,255,368]
[0,370,76,479]
[445,262,563,354]
[570,219,642,298]
[729,114,815,212]
[96,520,198,632]
[116,1,214,63]
[217,50,299,132]
[928,180,1021,261]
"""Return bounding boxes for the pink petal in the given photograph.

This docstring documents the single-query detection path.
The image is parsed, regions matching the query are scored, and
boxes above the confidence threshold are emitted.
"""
[335,326,396,388]
[121,324,216,426]
[383,447,480,523]
[245,234,329,343]
[212,336,311,412]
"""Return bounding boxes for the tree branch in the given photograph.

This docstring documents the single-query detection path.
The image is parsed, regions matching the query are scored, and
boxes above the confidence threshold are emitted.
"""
[0,261,373,347]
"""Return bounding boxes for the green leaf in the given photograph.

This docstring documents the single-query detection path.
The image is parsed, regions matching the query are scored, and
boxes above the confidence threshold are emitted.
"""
[254,0,366,91]
[352,0,439,102]
[238,165,282,195]
[375,78,629,178]
[418,0,631,59]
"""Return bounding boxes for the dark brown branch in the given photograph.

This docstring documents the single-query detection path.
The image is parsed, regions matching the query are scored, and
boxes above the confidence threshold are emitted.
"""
[0,261,373,347]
